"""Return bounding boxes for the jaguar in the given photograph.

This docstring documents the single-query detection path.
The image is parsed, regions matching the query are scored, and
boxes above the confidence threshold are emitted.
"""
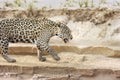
[0,18,73,62]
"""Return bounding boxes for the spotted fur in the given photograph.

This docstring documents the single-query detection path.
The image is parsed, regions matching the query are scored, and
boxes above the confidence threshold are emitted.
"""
[0,18,73,62]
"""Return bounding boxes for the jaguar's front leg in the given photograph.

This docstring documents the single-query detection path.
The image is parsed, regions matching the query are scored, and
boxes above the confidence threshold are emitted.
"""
[0,38,16,62]
[46,47,60,61]
[37,41,60,61]
[37,45,46,62]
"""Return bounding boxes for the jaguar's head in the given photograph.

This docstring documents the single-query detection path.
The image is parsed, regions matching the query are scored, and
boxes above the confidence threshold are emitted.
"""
[56,22,73,43]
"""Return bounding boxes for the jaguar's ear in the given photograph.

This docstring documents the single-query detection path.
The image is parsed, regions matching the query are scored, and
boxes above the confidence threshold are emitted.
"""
[56,22,61,27]
[58,24,61,27]
[57,26,61,34]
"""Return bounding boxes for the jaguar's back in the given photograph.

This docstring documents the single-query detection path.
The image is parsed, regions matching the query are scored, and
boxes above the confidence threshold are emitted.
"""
[0,18,56,43]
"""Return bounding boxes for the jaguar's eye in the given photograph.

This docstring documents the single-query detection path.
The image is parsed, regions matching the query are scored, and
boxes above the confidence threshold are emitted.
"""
[56,34,58,36]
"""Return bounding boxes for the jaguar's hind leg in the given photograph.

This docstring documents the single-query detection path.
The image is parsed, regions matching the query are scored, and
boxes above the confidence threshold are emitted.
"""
[37,40,60,61]
[37,45,46,62]
[0,38,16,62]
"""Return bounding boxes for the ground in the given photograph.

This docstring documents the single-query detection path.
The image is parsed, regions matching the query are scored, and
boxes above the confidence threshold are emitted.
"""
[0,44,120,80]
[0,53,120,80]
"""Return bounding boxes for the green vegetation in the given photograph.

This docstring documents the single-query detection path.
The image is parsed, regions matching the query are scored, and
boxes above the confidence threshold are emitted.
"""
[78,1,84,8]
[41,6,47,10]
[62,0,75,8]
[4,0,38,10]
[91,0,94,7]
[62,0,107,8]
[78,0,89,8]
[14,0,21,7]
[99,0,106,4]
[115,0,120,6]
[2,0,120,10]
[84,0,89,7]
[27,3,33,11]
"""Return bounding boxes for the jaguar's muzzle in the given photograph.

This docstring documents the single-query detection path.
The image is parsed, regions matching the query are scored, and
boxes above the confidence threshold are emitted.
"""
[63,38,69,43]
